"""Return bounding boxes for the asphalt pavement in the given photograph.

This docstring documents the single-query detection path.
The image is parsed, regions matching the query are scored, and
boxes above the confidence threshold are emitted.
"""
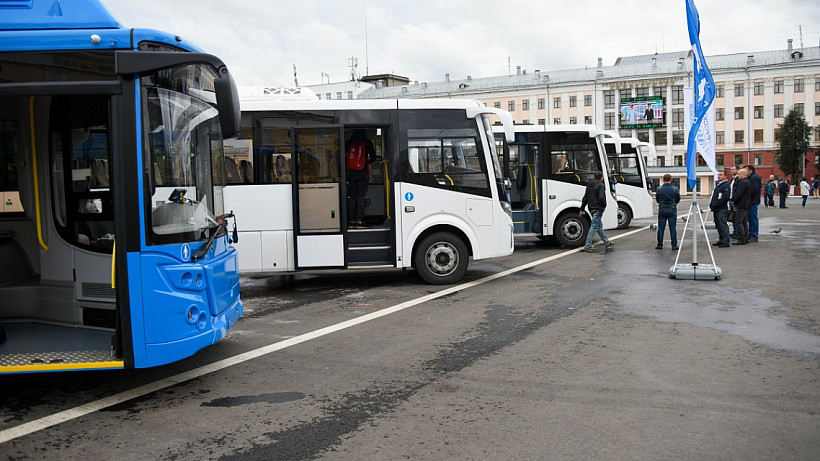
[1,195,818,460]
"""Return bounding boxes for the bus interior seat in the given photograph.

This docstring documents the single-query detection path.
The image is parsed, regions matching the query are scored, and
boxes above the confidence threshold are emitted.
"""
[224,157,241,183]
[0,231,35,288]
[239,160,253,183]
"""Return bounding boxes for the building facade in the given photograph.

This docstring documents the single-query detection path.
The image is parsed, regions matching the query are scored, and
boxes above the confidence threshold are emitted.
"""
[359,41,820,194]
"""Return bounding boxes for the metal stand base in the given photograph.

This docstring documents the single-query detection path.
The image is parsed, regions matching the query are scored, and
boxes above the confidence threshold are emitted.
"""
[669,263,722,280]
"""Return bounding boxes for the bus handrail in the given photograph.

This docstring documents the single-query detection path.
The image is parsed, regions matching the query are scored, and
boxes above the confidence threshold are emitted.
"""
[111,241,116,289]
[383,160,390,219]
[526,164,539,210]
[29,96,48,251]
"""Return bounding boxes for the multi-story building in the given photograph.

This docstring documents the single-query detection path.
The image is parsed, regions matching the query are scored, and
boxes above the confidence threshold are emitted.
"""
[359,41,820,194]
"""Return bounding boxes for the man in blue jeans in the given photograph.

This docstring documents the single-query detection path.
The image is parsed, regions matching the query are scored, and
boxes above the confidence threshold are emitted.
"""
[744,164,762,242]
[580,171,612,252]
[655,173,681,250]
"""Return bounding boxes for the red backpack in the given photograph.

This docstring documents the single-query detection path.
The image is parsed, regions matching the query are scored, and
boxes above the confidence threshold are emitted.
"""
[346,139,367,170]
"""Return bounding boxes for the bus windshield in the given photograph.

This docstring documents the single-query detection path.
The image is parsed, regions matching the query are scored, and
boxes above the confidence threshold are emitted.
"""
[143,66,226,244]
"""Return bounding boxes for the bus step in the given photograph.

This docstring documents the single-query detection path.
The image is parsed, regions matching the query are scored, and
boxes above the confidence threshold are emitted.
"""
[0,350,124,373]
[347,228,391,246]
[347,245,392,264]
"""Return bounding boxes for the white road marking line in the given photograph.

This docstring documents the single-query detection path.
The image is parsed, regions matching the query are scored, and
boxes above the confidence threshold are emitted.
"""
[0,226,647,444]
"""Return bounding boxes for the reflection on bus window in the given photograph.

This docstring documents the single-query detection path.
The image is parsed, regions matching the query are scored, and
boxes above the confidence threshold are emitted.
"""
[549,143,599,185]
[407,137,490,197]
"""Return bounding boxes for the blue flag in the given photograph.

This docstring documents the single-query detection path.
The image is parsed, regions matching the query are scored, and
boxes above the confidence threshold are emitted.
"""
[685,0,715,190]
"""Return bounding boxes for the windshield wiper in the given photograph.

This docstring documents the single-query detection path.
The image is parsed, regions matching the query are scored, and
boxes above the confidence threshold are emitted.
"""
[193,211,235,261]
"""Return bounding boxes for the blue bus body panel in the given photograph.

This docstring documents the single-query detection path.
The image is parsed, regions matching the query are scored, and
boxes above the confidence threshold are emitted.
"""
[0,0,120,30]
[130,239,242,368]
[0,28,203,52]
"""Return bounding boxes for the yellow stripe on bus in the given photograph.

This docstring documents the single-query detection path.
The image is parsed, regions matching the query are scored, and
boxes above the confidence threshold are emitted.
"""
[0,361,124,374]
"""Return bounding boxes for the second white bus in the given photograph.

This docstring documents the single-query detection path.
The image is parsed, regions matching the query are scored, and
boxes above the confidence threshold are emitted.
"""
[223,96,515,284]
[603,137,654,228]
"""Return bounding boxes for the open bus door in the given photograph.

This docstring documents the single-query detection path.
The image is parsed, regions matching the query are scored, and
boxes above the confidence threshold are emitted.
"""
[291,125,346,269]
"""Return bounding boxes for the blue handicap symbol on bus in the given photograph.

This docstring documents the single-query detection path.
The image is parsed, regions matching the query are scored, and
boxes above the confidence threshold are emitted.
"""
[405,192,414,202]
[181,244,190,261]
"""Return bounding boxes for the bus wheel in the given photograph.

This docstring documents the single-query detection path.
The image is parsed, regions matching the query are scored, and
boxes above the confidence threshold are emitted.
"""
[554,213,589,247]
[617,203,633,229]
[414,232,469,285]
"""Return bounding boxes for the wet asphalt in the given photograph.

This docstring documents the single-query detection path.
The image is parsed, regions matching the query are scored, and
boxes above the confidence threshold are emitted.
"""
[1,196,818,459]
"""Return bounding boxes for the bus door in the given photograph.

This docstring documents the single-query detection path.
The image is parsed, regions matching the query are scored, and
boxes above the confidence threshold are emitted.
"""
[291,125,346,268]
[512,141,540,234]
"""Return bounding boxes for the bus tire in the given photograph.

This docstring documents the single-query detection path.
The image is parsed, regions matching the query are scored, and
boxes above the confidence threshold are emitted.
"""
[413,232,469,285]
[554,212,589,247]
[617,203,633,229]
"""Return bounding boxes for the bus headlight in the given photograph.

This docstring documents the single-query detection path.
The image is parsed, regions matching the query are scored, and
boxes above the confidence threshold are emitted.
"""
[501,200,512,219]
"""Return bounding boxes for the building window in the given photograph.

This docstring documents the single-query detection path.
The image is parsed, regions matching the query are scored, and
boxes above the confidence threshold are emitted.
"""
[569,117,577,125]
[653,86,667,102]
[754,153,763,165]
[774,128,781,141]
[347,91,353,99]
[715,84,724,98]
[494,102,501,109]
[620,129,631,138]
[794,78,804,93]
[672,85,684,104]
[815,102,820,116]
[734,154,744,166]
[317,94,322,99]
[584,95,592,106]
[735,131,744,143]
[774,79,784,94]
[569,96,577,107]
[671,108,684,127]
[754,81,764,95]
[715,108,724,121]
[553,97,561,109]
[794,103,804,115]
[522,119,530,125]
[584,115,592,124]
[637,131,649,142]
[553,118,561,124]
[656,156,666,167]
[522,99,529,111]
[672,130,684,145]
[674,155,683,166]
[326,93,331,99]
[508,101,515,111]
[754,106,763,119]
[537,98,545,110]
[655,130,667,145]
[754,129,764,143]
[604,90,615,109]
[816,79,820,91]
[716,154,725,167]
[619,89,632,101]
[604,113,615,130]
[636,87,649,98]
[336,92,342,99]
[716,131,725,144]
[734,107,744,120]
[538,119,546,125]
[774,104,784,117]
[734,84,744,97]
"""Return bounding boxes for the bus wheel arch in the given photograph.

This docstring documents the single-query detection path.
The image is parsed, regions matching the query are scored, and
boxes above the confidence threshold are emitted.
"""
[617,202,633,229]
[411,226,471,285]
[554,210,589,247]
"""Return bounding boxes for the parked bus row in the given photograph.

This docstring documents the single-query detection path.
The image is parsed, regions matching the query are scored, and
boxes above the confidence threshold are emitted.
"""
[0,1,653,374]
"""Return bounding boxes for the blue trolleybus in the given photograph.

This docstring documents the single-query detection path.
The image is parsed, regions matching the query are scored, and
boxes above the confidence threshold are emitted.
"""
[0,0,243,373]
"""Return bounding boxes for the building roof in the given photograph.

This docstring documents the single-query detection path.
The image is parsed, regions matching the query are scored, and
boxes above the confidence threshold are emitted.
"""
[358,45,820,99]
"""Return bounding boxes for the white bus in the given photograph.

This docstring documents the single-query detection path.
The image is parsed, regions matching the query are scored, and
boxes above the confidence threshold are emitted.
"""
[223,96,516,284]
[494,124,618,246]
[603,137,654,228]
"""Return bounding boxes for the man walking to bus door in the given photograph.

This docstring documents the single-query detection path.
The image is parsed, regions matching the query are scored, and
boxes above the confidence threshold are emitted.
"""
[580,171,613,252]
[655,173,681,250]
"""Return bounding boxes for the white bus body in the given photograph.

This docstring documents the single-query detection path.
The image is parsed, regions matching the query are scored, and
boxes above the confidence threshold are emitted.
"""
[603,137,654,228]
[223,97,515,284]
[494,124,618,246]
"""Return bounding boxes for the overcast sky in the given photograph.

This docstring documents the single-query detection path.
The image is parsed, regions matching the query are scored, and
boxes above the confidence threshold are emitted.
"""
[103,0,820,88]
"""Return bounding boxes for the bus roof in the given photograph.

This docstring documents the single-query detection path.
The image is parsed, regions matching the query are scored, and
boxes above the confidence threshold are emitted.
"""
[240,98,486,112]
[492,123,602,138]
[0,0,121,31]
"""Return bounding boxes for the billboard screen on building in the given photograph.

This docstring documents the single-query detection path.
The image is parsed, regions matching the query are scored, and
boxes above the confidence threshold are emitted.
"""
[619,96,664,129]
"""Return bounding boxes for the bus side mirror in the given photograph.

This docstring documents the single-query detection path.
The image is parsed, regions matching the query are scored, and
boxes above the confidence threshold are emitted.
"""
[214,67,241,138]
[504,178,512,191]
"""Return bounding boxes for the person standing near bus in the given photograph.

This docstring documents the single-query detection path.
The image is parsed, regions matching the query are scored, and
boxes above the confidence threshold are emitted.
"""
[728,165,740,238]
[744,164,762,242]
[345,129,376,227]
[655,173,681,250]
[580,171,613,252]
[778,179,790,208]
[764,175,776,208]
[812,177,819,199]
[731,168,753,245]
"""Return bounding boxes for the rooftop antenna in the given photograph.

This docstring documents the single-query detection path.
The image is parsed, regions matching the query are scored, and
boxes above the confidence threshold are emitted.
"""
[348,57,359,81]
[364,10,369,75]
[507,56,511,76]
[293,64,299,87]
[799,25,803,48]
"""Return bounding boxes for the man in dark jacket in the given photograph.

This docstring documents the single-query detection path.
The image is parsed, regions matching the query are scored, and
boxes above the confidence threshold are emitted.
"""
[744,164,762,242]
[778,179,790,208]
[655,173,681,250]
[731,168,754,245]
[728,165,740,238]
[580,171,612,252]
[710,170,731,247]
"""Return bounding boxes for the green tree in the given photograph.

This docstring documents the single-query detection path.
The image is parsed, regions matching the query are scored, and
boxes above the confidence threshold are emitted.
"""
[775,108,811,181]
